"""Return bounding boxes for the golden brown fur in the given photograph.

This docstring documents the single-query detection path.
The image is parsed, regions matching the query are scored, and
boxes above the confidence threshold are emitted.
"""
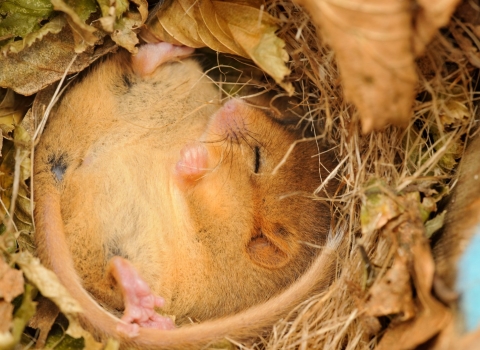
[34,48,340,348]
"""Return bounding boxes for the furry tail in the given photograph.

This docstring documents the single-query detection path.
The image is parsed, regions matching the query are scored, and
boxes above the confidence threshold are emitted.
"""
[36,185,344,349]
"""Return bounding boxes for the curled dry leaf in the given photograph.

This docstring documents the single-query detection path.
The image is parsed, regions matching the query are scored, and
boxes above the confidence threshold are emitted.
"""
[0,256,24,303]
[14,252,103,349]
[364,252,415,321]
[376,193,451,350]
[293,0,460,132]
[98,0,148,53]
[0,26,113,96]
[142,0,293,94]
[412,0,463,55]
[27,296,59,349]
[50,0,98,53]
[14,252,82,317]
[295,0,417,133]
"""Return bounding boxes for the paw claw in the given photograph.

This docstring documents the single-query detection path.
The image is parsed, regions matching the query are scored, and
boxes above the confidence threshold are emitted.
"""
[108,257,175,331]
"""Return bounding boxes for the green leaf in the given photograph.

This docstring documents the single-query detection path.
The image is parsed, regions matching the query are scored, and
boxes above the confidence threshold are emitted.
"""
[0,0,54,47]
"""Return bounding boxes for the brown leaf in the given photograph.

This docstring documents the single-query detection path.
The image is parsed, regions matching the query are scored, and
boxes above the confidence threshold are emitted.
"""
[14,252,82,315]
[293,0,417,132]
[111,17,141,54]
[142,0,292,93]
[0,301,13,333]
[0,26,114,96]
[195,1,236,54]
[28,296,59,349]
[413,0,462,55]
[377,194,451,350]
[0,257,24,303]
[293,0,460,132]
[110,0,148,53]
[15,252,104,349]
[364,253,415,320]
[158,0,204,47]
[360,181,401,235]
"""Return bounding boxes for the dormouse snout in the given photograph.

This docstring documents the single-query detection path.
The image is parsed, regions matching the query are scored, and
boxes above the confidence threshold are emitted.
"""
[206,98,249,142]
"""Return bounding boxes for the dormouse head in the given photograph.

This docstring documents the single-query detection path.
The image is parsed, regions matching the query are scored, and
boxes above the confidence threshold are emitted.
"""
[174,98,336,270]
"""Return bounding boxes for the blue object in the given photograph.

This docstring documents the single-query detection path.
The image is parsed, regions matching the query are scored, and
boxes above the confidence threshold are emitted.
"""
[457,228,480,332]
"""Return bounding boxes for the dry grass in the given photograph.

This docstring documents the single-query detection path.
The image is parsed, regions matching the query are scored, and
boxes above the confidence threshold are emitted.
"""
[231,1,479,349]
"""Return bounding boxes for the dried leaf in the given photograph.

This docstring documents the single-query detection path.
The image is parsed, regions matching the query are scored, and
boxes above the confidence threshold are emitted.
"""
[0,89,28,134]
[143,0,292,93]
[293,0,417,132]
[14,252,102,349]
[195,1,235,54]
[360,181,401,235]
[0,257,24,303]
[377,195,451,349]
[0,26,111,96]
[364,253,415,321]
[0,301,13,333]
[157,0,204,48]
[425,210,446,238]
[50,0,98,53]
[102,0,147,53]
[27,296,59,349]
[14,252,81,315]
[413,0,462,55]
[110,17,140,53]
[293,0,460,132]
[228,24,292,94]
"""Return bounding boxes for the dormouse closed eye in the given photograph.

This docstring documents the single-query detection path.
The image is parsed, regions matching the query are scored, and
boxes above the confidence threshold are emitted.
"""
[254,146,261,174]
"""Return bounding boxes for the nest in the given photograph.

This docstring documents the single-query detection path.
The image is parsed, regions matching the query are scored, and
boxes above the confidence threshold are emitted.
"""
[240,1,477,349]
[0,0,478,348]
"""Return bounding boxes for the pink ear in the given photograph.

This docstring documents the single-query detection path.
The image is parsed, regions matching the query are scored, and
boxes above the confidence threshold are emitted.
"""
[132,42,195,77]
[175,143,209,186]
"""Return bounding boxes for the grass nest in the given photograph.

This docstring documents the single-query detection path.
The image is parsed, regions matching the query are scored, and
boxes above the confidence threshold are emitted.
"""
[0,0,478,349]
[250,1,478,349]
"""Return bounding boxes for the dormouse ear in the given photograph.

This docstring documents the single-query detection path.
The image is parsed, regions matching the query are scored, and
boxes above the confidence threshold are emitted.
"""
[245,93,305,127]
[246,223,297,269]
[131,42,194,77]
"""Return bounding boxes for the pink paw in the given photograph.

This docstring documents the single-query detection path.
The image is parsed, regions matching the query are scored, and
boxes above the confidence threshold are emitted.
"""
[175,143,209,185]
[108,257,175,336]
[132,42,195,76]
